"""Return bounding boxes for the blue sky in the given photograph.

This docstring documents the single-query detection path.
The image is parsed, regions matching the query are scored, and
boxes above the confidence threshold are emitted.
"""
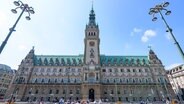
[0,0,183,69]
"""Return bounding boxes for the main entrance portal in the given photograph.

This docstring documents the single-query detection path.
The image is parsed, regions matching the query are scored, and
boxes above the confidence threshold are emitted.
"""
[89,89,95,102]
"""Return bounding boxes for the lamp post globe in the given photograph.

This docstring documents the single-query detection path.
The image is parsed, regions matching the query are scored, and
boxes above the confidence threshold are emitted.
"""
[148,1,184,62]
[0,0,35,54]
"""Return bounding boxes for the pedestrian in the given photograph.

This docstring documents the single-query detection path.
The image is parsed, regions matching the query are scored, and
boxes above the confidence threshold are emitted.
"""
[39,97,44,104]
[59,97,64,104]
[98,99,102,104]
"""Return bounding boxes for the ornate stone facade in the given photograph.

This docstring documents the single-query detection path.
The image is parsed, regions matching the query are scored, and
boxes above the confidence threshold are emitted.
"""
[5,7,175,102]
[167,64,184,101]
[0,64,15,100]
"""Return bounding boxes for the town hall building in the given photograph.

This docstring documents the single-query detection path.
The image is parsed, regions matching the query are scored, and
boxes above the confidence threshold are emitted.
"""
[6,7,175,102]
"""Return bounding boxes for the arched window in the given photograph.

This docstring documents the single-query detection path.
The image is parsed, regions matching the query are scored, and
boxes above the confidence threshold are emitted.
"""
[55,79,57,83]
[133,79,135,83]
[146,79,148,83]
[41,79,44,83]
[35,79,37,83]
[139,79,142,83]
[120,79,122,83]
[126,79,129,83]
[107,79,109,83]
[59,68,62,72]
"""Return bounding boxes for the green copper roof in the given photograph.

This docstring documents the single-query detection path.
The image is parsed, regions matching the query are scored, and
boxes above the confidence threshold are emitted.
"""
[33,55,149,66]
[34,55,84,66]
[100,55,149,66]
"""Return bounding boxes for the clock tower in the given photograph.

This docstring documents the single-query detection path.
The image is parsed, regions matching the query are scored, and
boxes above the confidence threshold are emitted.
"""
[83,6,101,101]
[84,6,100,66]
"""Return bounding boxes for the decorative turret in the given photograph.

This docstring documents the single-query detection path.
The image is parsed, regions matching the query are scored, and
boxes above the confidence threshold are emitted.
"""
[88,6,96,26]
[15,47,35,84]
[21,46,35,65]
[148,49,162,65]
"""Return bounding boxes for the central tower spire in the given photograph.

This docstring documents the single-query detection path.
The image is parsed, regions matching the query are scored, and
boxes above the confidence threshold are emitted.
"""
[89,2,96,25]
[84,4,100,65]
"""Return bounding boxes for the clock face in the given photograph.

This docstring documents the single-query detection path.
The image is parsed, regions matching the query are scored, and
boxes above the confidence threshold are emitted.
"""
[89,41,95,46]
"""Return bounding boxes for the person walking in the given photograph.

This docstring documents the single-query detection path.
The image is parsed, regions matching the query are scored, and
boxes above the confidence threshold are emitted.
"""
[59,97,64,104]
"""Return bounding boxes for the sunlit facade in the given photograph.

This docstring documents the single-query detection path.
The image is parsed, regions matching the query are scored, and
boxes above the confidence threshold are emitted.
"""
[167,64,184,101]
[0,64,15,100]
[5,8,175,102]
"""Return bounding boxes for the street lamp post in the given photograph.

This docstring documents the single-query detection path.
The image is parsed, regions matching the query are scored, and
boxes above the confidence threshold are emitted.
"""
[148,1,184,62]
[0,0,35,54]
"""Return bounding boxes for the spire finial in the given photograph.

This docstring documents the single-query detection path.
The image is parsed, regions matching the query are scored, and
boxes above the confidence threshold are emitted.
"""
[88,0,96,25]
[91,0,94,10]
[148,45,152,50]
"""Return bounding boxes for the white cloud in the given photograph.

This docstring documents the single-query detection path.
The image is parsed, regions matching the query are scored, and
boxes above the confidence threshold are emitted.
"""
[124,43,131,49]
[141,36,148,43]
[165,63,183,70]
[133,28,142,33]
[131,27,142,36]
[141,29,156,43]
[0,11,8,29]
[18,45,28,51]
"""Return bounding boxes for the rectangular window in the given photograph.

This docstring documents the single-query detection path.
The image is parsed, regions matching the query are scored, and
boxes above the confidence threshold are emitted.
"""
[49,90,52,94]
[139,69,141,72]
[145,69,148,72]
[133,69,136,72]
[127,69,130,72]
[76,89,80,94]
[56,90,59,94]
[124,90,127,94]
[70,90,73,94]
